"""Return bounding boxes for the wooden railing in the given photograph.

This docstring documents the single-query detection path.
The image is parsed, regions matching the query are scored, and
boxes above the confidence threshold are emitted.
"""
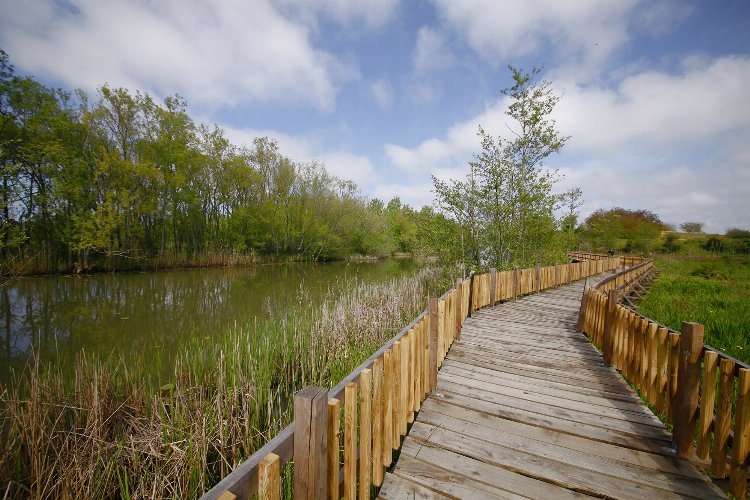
[578,261,750,499]
[203,256,620,500]
[568,251,648,268]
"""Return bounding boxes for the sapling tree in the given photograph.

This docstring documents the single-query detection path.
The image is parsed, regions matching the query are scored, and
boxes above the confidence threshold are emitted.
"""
[433,66,571,268]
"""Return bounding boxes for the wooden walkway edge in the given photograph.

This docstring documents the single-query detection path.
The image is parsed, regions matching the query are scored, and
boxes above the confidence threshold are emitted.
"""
[379,281,725,499]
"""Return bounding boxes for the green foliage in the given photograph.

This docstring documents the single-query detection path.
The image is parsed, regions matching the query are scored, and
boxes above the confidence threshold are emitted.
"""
[679,222,704,233]
[432,66,572,271]
[639,257,750,365]
[661,232,680,253]
[701,236,727,253]
[582,207,669,253]
[726,227,750,239]
[0,51,430,273]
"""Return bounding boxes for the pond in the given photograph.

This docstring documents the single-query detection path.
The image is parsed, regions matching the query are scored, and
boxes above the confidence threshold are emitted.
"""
[0,259,420,386]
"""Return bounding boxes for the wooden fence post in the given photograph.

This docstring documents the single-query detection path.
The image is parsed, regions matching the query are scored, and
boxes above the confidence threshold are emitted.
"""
[429,297,438,392]
[554,265,559,288]
[575,278,589,332]
[730,368,750,498]
[489,268,497,305]
[513,267,519,301]
[294,386,328,499]
[344,383,357,499]
[603,289,618,367]
[673,322,704,458]
[712,358,735,477]
[454,278,462,340]
[535,263,541,293]
[697,351,718,460]
[258,453,280,500]
[327,399,341,500]
[467,273,475,317]
[359,369,372,500]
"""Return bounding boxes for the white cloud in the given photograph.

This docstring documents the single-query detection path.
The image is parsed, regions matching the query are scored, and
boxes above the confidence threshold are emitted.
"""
[553,55,750,155]
[559,160,746,234]
[413,26,454,73]
[219,124,379,189]
[278,0,400,29]
[0,0,355,110]
[370,79,393,108]
[373,182,434,208]
[384,94,512,177]
[319,151,378,187]
[432,0,640,66]
[385,54,750,232]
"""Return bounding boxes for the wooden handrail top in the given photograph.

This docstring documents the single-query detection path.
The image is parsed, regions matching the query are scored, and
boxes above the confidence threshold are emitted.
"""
[592,258,654,291]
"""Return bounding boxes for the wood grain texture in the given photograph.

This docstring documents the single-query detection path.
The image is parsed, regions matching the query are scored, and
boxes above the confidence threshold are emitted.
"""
[730,368,750,498]
[258,453,280,500]
[674,322,704,458]
[711,357,735,477]
[697,351,718,460]
[344,383,357,500]
[372,359,383,487]
[379,281,723,500]
[327,399,340,500]
[359,369,372,500]
[293,386,327,500]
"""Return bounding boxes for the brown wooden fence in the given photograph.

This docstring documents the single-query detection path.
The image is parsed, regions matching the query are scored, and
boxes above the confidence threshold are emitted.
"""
[578,260,750,498]
[202,256,620,500]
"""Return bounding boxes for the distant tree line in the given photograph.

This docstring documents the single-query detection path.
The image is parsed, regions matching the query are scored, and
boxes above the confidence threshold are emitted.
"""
[0,50,433,274]
[578,204,750,256]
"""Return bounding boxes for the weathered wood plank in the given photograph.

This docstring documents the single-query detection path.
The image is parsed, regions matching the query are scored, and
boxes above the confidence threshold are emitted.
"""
[390,454,527,500]
[436,377,672,441]
[416,409,721,498]
[381,281,721,499]
[439,363,663,422]
[399,441,585,500]
[419,398,705,479]
[378,473,448,499]
[407,422,692,499]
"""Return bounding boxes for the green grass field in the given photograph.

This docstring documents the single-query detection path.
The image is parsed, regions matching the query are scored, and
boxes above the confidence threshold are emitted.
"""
[638,256,750,365]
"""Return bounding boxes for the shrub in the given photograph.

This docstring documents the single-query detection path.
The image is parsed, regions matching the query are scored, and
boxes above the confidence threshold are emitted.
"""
[701,237,728,253]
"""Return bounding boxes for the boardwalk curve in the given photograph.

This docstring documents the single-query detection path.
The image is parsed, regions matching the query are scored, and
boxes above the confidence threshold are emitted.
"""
[379,281,724,499]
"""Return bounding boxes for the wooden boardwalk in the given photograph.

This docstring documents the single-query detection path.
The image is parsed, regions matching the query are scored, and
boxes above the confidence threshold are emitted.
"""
[379,281,724,499]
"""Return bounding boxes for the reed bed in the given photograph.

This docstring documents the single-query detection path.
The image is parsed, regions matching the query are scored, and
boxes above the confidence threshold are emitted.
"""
[0,267,439,498]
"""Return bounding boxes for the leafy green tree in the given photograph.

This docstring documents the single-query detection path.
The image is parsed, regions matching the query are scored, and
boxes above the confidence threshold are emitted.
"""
[0,50,452,273]
[662,233,680,253]
[680,222,704,233]
[433,66,570,270]
[583,208,668,253]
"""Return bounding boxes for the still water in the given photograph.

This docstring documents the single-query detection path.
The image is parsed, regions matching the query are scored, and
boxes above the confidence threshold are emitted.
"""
[0,259,419,385]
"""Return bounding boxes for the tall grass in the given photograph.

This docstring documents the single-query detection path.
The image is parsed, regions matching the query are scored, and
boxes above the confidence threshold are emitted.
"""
[638,256,750,365]
[0,267,439,498]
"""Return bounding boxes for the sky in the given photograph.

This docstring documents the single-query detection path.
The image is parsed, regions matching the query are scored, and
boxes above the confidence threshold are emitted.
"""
[1,0,749,233]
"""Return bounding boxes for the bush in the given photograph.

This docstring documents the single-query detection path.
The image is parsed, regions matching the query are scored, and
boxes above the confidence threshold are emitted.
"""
[701,237,728,253]
[727,228,750,239]
[733,239,750,255]
[662,233,680,253]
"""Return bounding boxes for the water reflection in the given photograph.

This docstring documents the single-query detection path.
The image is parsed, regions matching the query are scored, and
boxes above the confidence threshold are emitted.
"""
[0,259,418,384]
